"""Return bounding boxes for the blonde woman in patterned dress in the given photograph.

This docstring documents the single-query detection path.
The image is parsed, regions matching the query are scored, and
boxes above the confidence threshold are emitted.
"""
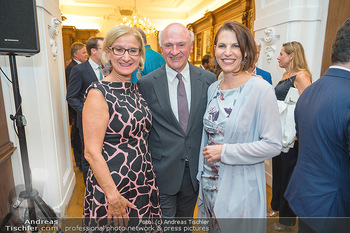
[82,25,161,232]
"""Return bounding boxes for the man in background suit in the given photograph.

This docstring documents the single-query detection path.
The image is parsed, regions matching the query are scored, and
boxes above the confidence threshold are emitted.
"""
[285,18,350,233]
[200,54,214,73]
[65,42,88,170]
[138,23,216,218]
[247,43,272,84]
[65,42,88,87]
[66,37,104,183]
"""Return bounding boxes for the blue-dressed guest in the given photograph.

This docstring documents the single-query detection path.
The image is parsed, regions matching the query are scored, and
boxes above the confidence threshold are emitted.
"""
[130,27,165,83]
[197,21,282,232]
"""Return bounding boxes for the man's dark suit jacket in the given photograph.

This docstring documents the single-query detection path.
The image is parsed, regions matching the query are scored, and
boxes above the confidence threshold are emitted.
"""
[65,60,78,88]
[138,63,216,195]
[285,67,350,232]
[66,60,98,119]
[65,60,78,123]
[66,60,98,182]
[256,67,272,84]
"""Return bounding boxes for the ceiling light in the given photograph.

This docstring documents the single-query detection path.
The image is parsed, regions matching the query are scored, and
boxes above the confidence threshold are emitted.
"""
[120,0,157,38]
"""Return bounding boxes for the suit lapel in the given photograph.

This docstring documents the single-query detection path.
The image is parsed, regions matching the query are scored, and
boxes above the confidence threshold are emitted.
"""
[153,64,205,135]
[187,64,203,134]
[153,67,183,132]
[85,61,98,82]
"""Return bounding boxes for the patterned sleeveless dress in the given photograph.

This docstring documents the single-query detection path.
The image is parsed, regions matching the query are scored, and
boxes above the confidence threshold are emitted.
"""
[83,81,161,232]
[200,84,244,232]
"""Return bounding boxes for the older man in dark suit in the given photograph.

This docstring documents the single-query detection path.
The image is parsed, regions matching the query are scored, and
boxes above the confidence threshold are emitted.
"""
[65,42,87,171]
[285,18,350,233]
[65,42,88,87]
[66,37,104,183]
[138,23,216,218]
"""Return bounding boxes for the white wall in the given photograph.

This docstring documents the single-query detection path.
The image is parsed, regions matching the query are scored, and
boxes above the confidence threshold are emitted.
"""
[255,0,330,85]
[254,0,330,186]
[0,0,75,215]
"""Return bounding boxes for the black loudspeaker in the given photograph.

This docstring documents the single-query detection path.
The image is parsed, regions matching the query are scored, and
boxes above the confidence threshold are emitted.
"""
[0,0,40,56]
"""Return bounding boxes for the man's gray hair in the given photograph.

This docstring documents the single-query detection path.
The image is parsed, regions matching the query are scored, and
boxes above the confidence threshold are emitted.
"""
[158,26,194,46]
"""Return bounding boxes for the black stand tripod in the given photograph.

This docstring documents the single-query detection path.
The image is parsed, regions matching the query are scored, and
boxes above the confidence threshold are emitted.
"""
[0,55,62,233]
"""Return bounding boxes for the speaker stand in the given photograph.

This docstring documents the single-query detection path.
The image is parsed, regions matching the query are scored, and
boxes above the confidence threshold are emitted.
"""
[0,55,62,233]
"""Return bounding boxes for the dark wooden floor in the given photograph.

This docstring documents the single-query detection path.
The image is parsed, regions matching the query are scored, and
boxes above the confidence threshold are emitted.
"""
[66,159,297,232]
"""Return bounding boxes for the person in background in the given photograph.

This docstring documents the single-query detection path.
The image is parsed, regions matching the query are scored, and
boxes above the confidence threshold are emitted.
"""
[246,43,272,84]
[285,18,350,233]
[130,27,165,83]
[197,21,282,231]
[66,36,104,183]
[200,54,215,72]
[65,42,88,171]
[138,23,216,218]
[83,25,161,229]
[213,58,222,80]
[65,42,88,86]
[268,41,312,231]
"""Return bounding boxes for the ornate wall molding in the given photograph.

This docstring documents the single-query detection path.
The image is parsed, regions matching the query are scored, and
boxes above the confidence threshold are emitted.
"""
[48,17,60,60]
[187,0,254,64]
[261,28,280,63]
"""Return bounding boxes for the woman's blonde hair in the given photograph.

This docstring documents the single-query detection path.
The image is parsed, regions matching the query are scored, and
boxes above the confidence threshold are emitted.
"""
[101,25,145,70]
[283,41,312,81]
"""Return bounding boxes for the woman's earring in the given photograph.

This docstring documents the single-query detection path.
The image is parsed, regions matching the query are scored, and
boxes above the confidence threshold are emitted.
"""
[102,61,111,76]
[136,68,141,80]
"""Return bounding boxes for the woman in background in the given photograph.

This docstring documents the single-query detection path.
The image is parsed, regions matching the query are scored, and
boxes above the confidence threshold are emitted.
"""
[268,41,312,231]
[197,21,282,232]
[82,25,161,230]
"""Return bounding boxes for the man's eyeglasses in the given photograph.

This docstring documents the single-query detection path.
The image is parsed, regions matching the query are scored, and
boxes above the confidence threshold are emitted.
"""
[109,47,141,56]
